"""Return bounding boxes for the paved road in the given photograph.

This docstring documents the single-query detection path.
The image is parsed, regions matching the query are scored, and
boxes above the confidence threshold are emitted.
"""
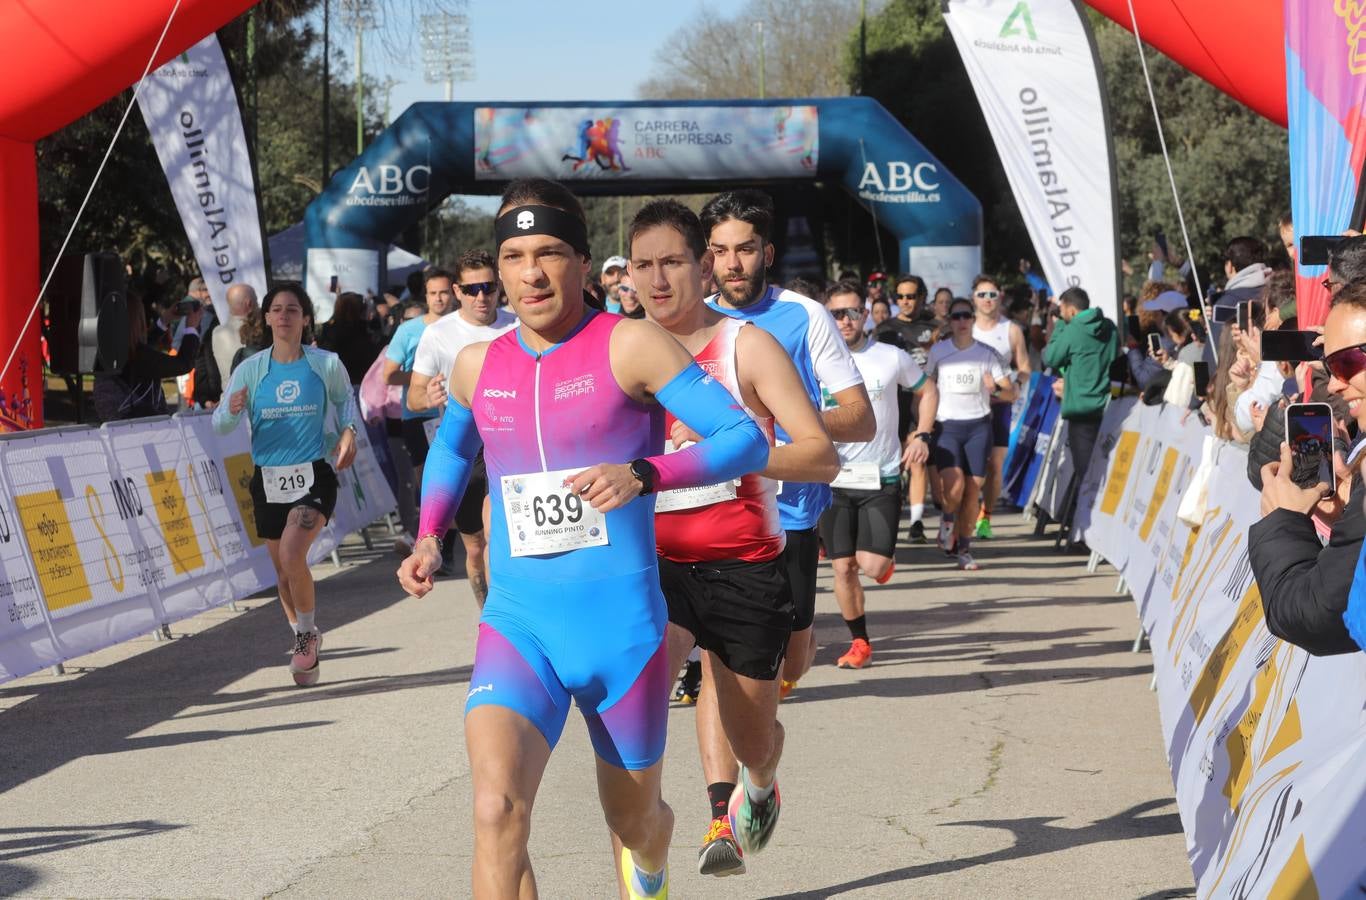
[1,516,1194,898]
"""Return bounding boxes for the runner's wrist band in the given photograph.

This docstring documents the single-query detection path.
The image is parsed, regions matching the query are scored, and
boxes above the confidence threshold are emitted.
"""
[417,533,443,554]
[494,205,591,258]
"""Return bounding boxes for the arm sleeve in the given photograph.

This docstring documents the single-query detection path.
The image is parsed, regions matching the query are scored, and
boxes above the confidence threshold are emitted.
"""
[211,366,245,434]
[1249,500,1363,656]
[647,362,769,492]
[806,304,864,393]
[417,401,484,538]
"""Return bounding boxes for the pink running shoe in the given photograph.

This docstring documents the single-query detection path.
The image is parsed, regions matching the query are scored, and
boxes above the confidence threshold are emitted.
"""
[289,630,322,686]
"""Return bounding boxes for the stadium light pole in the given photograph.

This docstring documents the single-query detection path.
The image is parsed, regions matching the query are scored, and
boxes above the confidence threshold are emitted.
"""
[342,0,376,155]
[421,6,475,102]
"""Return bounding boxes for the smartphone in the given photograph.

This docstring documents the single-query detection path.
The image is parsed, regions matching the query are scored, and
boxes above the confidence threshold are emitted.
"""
[1154,230,1169,259]
[1261,329,1325,362]
[329,274,339,293]
[1192,361,1210,398]
[1300,235,1345,267]
[1147,333,1161,356]
[1212,304,1238,324]
[1237,301,1251,333]
[1284,402,1336,491]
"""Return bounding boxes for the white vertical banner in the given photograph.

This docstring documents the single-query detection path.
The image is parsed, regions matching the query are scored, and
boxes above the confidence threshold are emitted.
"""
[943,0,1119,320]
[137,33,268,307]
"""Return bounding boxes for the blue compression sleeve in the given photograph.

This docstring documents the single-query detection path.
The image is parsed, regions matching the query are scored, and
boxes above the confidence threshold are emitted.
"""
[649,362,769,491]
[417,401,483,538]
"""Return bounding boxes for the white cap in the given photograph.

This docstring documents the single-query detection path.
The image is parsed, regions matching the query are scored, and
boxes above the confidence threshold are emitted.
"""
[601,255,628,274]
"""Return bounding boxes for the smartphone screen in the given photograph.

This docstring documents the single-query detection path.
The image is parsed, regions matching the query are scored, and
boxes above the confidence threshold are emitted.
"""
[1147,333,1161,356]
[1300,235,1345,267]
[1212,305,1238,324]
[1285,403,1335,490]
[1237,301,1251,333]
[329,274,339,292]
[1261,330,1325,362]
[1192,361,1210,398]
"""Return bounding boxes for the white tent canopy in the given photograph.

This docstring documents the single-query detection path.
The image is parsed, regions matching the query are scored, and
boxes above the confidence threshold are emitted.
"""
[268,222,427,292]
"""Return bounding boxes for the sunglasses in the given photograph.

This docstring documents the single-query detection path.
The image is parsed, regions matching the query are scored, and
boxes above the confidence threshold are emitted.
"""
[830,308,863,321]
[974,290,1000,300]
[619,285,638,295]
[459,281,497,296]
[949,311,975,321]
[1324,342,1366,382]
[896,292,921,301]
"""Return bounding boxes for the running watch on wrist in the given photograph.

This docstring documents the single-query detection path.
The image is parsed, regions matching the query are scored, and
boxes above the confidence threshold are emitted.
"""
[913,431,932,443]
[628,458,657,496]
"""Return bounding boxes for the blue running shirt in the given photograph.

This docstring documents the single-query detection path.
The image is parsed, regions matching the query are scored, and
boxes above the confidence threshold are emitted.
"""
[250,356,327,467]
[707,285,864,529]
[386,316,440,421]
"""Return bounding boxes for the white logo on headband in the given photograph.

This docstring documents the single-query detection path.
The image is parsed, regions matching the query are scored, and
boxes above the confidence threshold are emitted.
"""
[516,211,535,230]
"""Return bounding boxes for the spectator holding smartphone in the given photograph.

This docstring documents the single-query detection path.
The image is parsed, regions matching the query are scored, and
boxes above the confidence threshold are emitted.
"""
[1249,282,1366,655]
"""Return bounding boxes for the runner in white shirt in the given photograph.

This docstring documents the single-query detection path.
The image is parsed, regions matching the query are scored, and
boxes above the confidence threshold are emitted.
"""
[971,275,1031,540]
[409,249,518,604]
[818,282,938,669]
[927,297,1016,570]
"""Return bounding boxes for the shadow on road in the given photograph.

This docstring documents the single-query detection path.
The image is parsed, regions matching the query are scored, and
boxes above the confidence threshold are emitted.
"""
[0,549,468,798]
[760,799,1183,899]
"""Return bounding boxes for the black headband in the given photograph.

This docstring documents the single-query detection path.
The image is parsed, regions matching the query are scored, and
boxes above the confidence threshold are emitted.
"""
[494,205,591,258]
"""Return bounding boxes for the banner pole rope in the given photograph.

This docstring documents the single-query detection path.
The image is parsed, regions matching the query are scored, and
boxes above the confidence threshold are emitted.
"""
[1124,0,1217,365]
[0,0,185,389]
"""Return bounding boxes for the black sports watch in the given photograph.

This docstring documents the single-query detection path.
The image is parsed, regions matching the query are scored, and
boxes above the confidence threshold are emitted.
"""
[628,458,657,496]
[913,431,932,443]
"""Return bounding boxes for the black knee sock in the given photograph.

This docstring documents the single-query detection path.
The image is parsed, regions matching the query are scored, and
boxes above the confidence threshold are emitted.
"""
[845,615,869,642]
[707,782,734,821]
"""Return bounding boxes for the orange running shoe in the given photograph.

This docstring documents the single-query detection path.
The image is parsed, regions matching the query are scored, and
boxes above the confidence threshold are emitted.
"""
[837,638,873,669]
[697,815,745,876]
[874,562,895,585]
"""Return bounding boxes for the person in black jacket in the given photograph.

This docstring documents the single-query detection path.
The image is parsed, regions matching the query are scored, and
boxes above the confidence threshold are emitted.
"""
[317,291,383,385]
[1249,282,1366,655]
[94,295,203,421]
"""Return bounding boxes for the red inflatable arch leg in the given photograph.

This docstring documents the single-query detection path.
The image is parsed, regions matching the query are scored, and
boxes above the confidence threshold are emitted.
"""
[0,136,40,431]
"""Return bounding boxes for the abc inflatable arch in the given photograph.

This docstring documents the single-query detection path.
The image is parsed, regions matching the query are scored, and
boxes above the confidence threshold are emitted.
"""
[0,0,257,429]
[1082,0,1286,126]
[303,97,982,319]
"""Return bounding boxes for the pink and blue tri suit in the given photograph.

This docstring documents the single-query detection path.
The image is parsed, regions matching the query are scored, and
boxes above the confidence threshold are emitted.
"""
[418,311,767,769]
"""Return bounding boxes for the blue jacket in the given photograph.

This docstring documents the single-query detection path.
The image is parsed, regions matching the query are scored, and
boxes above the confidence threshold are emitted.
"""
[212,345,358,457]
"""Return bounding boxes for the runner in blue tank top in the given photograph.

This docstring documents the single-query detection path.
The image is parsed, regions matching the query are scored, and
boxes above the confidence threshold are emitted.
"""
[214,284,358,686]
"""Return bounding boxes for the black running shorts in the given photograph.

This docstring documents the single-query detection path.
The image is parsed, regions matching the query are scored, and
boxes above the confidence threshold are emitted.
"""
[454,454,488,535]
[990,400,1013,449]
[819,481,902,559]
[658,556,791,680]
[932,417,992,478]
[249,460,339,541]
[780,526,820,631]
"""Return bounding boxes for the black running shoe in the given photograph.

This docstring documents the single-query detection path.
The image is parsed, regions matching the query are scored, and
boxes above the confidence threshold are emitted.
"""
[673,658,702,704]
[908,520,927,544]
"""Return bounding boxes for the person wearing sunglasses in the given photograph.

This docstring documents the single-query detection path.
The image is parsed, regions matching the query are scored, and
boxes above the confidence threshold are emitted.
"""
[873,274,941,542]
[925,297,1016,570]
[970,275,1031,540]
[618,276,646,319]
[820,281,938,667]
[1250,280,1366,656]
[407,249,518,598]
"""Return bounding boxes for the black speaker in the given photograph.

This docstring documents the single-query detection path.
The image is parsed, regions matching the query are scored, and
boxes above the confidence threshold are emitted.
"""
[44,252,127,374]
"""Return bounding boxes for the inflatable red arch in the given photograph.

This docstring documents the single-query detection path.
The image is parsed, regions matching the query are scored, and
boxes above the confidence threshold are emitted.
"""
[0,0,1284,428]
[0,0,255,429]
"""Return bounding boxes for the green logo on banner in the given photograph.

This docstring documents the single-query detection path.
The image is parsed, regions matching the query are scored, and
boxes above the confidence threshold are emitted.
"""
[999,2,1038,40]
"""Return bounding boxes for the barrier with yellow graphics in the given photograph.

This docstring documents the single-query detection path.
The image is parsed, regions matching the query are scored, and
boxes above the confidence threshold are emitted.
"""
[1065,397,1366,898]
[0,412,395,683]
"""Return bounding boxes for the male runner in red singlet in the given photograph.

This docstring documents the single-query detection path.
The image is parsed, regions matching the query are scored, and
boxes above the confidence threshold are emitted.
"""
[628,200,838,877]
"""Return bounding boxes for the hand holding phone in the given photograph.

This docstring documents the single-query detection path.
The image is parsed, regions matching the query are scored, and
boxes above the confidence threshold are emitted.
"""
[1147,333,1161,357]
[1284,403,1336,492]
